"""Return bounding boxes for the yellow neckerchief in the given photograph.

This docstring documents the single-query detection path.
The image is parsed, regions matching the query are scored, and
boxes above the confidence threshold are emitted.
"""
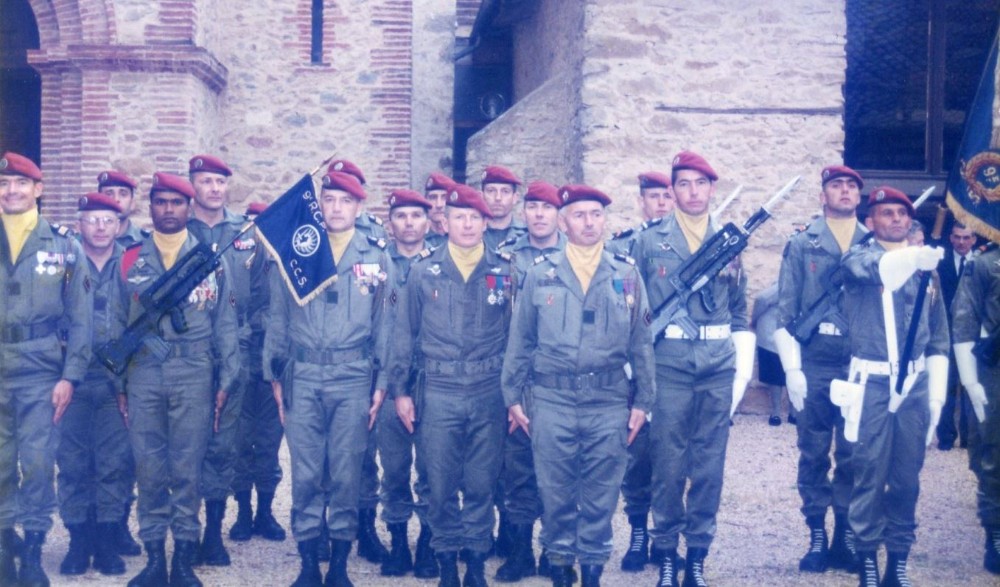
[1,207,38,263]
[448,241,484,282]
[826,215,857,254]
[877,239,908,252]
[565,241,604,293]
[152,228,188,270]
[675,209,709,253]
[328,228,355,266]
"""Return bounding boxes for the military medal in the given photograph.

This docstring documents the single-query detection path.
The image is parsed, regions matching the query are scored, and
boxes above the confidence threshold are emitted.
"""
[486,275,498,304]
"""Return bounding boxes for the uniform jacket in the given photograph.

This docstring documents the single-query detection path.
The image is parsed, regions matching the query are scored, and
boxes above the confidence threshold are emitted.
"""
[484,222,527,253]
[84,245,130,389]
[605,217,665,257]
[951,246,1000,345]
[937,248,970,317]
[497,231,566,285]
[116,221,149,248]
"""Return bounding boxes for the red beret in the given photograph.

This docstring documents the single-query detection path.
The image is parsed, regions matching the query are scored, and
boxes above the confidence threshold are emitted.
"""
[97,170,137,191]
[150,172,196,200]
[868,186,914,216]
[328,159,367,185]
[189,154,232,177]
[821,165,864,190]
[558,184,612,207]
[671,151,718,181]
[524,181,561,207]
[78,192,122,214]
[0,152,42,181]
[447,184,493,218]
[322,171,367,200]
[388,189,432,210]
[246,202,268,216]
[481,165,522,187]
[638,171,672,189]
[425,172,455,192]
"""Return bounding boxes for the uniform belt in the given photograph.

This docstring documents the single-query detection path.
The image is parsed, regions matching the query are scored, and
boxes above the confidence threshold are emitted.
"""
[851,355,926,377]
[0,321,58,344]
[531,369,625,390]
[164,337,214,359]
[663,324,731,340]
[817,322,843,336]
[292,344,369,365]
[423,355,503,376]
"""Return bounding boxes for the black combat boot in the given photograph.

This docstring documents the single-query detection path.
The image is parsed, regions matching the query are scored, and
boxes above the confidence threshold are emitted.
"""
[495,523,536,582]
[93,522,127,575]
[495,512,513,559]
[326,539,354,587]
[580,564,603,587]
[381,522,413,576]
[829,514,859,572]
[550,565,575,587]
[117,500,143,556]
[0,528,17,586]
[538,549,551,577]
[170,540,203,587]
[228,491,253,542]
[355,508,388,563]
[985,527,1000,575]
[881,551,912,587]
[682,547,709,587]
[127,540,168,587]
[620,513,649,572]
[58,523,91,575]
[798,515,829,572]
[857,551,880,587]
[318,521,331,562]
[436,551,461,587]
[653,547,680,587]
[252,491,286,541]
[198,500,231,566]
[462,550,488,587]
[18,531,50,587]
[291,538,323,587]
[413,523,439,578]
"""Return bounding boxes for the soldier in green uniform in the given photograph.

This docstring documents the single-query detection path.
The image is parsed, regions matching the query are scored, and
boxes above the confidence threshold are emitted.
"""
[389,184,511,587]
[503,183,654,587]
[482,165,528,252]
[633,152,753,587]
[263,170,392,587]
[0,152,92,587]
[773,165,866,574]
[56,193,131,578]
[99,170,149,249]
[424,172,454,248]
[839,186,949,587]
[494,179,565,582]
[120,172,239,587]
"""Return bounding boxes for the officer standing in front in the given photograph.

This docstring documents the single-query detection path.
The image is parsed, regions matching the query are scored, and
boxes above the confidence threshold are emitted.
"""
[772,165,866,574]
[0,152,92,587]
[502,184,654,587]
[632,151,753,587]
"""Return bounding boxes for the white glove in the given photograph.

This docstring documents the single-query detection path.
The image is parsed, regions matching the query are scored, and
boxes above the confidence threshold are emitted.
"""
[926,354,949,446]
[927,401,942,447]
[730,331,756,417]
[954,341,988,423]
[773,328,807,411]
[966,383,989,424]
[878,246,944,292]
[786,369,807,412]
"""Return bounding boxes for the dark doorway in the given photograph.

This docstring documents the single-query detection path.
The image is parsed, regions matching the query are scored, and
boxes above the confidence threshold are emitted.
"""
[0,0,42,163]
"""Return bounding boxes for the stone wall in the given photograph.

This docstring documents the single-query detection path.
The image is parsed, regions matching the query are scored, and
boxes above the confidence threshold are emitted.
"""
[511,0,584,100]
[411,0,456,185]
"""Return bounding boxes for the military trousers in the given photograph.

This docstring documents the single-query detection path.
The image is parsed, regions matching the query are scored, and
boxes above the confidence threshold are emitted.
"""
[284,361,370,542]
[848,374,929,553]
[531,386,629,566]
[796,358,854,520]
[201,340,247,502]
[620,424,651,518]
[128,355,213,542]
[359,420,381,511]
[376,397,429,524]
[501,426,542,525]
[976,361,1000,530]
[56,373,130,524]
[419,377,505,554]
[233,337,283,494]
[649,365,733,551]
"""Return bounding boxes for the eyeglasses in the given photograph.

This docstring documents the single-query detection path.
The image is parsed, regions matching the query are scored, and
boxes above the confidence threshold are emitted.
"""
[80,216,119,227]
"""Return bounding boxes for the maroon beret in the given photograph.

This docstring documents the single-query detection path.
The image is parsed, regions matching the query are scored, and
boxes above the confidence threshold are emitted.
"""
[388,189,432,210]
[821,165,864,190]
[246,202,268,216]
[671,151,718,181]
[868,186,914,216]
[328,159,367,185]
[189,154,232,177]
[481,165,522,187]
[78,192,123,214]
[524,181,561,207]
[0,152,42,181]
[447,184,493,218]
[425,172,455,192]
[97,170,137,191]
[558,184,612,207]
[150,172,196,200]
[322,171,367,200]
[638,171,672,189]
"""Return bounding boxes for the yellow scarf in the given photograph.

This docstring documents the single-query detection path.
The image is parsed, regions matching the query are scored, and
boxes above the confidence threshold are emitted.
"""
[1,207,38,263]
[152,228,188,270]
[329,228,355,266]
[565,241,603,293]
[675,209,709,253]
[827,216,857,254]
[448,241,484,282]
[877,239,908,252]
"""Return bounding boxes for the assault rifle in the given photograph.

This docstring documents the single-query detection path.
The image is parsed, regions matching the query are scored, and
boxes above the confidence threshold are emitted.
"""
[648,176,801,341]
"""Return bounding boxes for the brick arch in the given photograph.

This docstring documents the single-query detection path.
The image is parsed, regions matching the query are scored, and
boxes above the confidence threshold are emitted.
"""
[26,0,116,46]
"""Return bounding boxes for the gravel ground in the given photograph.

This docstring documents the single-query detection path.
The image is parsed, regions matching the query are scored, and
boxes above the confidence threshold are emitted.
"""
[36,387,998,586]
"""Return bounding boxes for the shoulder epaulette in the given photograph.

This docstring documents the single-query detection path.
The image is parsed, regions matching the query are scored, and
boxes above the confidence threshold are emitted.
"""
[367,213,384,226]
[611,227,634,240]
[140,228,151,237]
[416,246,436,260]
[497,235,518,248]
[498,250,512,262]
[640,217,664,231]
[533,254,550,266]
[789,222,811,238]
[51,223,73,237]
[613,252,636,266]
[366,235,388,249]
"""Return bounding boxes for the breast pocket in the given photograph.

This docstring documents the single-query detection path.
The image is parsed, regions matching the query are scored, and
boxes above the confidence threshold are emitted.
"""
[532,286,567,338]
[477,274,510,328]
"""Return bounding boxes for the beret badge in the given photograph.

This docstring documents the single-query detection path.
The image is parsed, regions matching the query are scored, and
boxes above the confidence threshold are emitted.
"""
[334,162,344,171]
[194,158,203,169]
[449,191,458,202]
[0,158,7,170]
[876,190,885,201]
